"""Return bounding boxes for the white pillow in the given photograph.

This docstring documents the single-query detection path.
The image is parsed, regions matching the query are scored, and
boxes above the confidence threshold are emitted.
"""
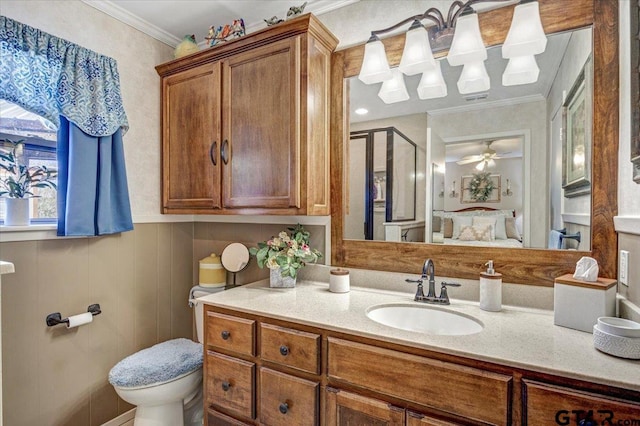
[473,216,496,240]
[492,214,507,240]
[452,215,473,239]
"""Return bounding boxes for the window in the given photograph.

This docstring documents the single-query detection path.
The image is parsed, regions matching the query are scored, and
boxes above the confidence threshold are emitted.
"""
[0,100,57,223]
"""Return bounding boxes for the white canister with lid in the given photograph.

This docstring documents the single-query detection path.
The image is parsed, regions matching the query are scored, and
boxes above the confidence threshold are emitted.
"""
[329,268,350,293]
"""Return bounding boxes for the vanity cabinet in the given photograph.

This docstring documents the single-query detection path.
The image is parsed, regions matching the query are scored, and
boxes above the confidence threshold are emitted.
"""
[203,305,640,425]
[156,14,337,215]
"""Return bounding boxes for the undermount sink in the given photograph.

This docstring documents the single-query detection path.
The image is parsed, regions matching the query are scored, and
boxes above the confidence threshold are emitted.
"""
[366,304,484,336]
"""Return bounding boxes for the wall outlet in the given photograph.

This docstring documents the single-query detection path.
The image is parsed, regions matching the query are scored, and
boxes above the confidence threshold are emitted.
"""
[620,250,629,286]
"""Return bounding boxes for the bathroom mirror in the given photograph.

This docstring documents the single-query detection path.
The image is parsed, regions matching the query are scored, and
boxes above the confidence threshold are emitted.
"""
[330,0,618,285]
[348,28,593,251]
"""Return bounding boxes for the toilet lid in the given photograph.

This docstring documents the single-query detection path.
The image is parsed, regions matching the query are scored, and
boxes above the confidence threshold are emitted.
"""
[109,338,202,388]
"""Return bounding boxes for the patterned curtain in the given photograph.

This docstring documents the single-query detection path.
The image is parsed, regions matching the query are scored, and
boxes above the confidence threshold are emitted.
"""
[0,16,128,136]
[0,16,133,236]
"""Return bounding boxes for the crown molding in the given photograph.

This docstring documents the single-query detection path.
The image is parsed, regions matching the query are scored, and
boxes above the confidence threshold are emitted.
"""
[81,0,181,47]
[82,0,359,48]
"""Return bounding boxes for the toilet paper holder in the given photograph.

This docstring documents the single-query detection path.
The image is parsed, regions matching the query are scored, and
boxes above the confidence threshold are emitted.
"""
[46,304,102,327]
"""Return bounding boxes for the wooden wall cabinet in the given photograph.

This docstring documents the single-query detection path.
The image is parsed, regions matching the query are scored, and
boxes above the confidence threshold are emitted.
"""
[203,305,640,425]
[156,15,337,215]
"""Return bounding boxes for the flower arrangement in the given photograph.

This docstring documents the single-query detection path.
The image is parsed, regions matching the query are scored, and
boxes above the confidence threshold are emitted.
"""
[250,224,322,278]
[0,138,57,198]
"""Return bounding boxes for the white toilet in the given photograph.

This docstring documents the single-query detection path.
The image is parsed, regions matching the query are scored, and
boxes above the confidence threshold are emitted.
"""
[109,287,223,426]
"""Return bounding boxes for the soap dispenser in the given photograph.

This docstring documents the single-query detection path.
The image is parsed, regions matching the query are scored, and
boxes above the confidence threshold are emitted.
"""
[480,260,502,312]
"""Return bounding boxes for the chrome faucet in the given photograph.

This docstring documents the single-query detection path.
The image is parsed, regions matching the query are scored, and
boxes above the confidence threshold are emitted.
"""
[422,258,436,298]
[406,259,461,305]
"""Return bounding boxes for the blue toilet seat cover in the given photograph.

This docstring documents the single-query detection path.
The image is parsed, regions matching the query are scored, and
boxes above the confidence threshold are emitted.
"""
[109,338,203,388]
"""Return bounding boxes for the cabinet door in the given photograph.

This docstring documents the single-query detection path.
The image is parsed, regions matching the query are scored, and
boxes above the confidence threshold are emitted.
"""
[325,387,405,426]
[523,380,640,425]
[163,62,221,210]
[222,37,300,209]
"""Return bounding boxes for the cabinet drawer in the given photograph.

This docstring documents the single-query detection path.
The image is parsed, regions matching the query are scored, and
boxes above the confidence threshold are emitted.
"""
[259,367,319,426]
[260,323,320,374]
[206,311,255,356]
[207,408,252,426]
[206,351,255,420]
[327,338,512,426]
[523,380,640,425]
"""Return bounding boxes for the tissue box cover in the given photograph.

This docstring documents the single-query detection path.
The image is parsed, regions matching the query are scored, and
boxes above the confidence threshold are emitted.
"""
[554,274,617,333]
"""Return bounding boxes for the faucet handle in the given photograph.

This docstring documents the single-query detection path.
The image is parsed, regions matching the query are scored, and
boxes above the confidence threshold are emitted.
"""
[438,282,461,305]
[406,278,425,300]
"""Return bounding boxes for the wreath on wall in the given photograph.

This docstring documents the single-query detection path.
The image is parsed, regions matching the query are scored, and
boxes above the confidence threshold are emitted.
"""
[469,172,495,202]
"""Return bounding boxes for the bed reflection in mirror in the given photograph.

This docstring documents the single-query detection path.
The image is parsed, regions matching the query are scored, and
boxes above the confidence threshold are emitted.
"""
[347,27,593,250]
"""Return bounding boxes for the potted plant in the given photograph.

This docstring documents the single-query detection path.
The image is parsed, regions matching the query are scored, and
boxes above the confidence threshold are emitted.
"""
[0,138,57,226]
[250,224,322,288]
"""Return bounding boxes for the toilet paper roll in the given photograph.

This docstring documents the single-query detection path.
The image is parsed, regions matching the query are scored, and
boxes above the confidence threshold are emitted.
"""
[67,312,93,328]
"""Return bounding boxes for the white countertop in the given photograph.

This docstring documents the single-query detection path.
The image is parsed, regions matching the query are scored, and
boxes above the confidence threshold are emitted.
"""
[198,279,640,392]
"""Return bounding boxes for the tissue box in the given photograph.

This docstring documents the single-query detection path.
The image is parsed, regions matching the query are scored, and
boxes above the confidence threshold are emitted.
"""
[554,274,617,333]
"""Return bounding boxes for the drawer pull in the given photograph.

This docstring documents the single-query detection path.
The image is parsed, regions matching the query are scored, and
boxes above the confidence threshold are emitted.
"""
[278,402,289,414]
[279,345,289,356]
[221,381,231,392]
[221,330,230,340]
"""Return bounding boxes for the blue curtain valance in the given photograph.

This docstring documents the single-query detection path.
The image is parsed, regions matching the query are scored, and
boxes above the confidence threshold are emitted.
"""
[0,16,129,137]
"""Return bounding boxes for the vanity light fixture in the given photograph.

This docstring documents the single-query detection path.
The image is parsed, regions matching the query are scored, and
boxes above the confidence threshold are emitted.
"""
[358,0,547,101]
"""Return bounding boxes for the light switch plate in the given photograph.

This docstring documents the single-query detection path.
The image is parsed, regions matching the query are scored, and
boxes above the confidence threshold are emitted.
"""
[620,250,629,286]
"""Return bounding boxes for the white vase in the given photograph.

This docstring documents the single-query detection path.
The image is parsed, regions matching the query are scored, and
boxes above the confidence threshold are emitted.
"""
[3,198,30,226]
[269,268,296,288]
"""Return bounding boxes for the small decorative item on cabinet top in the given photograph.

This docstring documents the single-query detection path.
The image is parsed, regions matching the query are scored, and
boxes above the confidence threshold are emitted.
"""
[174,35,199,59]
[206,18,245,47]
[264,2,307,26]
[250,224,322,288]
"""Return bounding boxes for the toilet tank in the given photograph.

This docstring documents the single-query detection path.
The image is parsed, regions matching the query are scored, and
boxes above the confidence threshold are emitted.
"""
[191,288,225,343]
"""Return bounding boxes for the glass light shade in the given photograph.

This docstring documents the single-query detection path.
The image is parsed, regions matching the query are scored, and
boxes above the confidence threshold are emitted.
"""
[378,68,410,104]
[475,161,486,171]
[447,12,487,67]
[457,61,490,94]
[399,22,436,76]
[502,1,547,58]
[417,61,447,99]
[358,38,392,84]
[502,55,540,86]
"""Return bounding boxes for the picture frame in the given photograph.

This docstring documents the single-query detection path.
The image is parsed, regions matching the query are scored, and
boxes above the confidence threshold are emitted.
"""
[562,55,592,197]
[461,173,501,203]
[630,0,640,183]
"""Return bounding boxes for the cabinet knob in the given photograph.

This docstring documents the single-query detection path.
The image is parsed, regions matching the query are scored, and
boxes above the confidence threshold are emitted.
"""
[221,330,230,340]
[221,381,231,392]
[278,402,289,414]
[209,141,217,166]
[279,345,289,356]
[221,139,229,164]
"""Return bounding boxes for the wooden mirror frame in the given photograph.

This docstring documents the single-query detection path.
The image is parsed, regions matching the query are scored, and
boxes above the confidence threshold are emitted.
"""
[330,0,618,285]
